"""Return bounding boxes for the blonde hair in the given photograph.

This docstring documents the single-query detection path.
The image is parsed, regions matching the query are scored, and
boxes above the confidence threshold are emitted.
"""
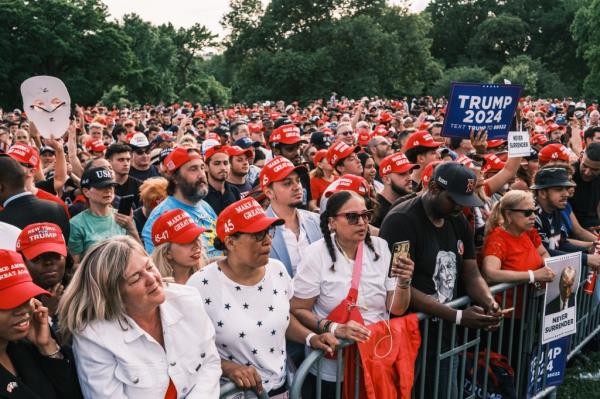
[151,242,205,281]
[57,236,146,342]
[139,177,168,208]
[485,190,534,236]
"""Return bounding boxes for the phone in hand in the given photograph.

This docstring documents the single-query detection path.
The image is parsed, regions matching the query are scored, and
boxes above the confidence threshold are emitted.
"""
[117,194,135,215]
[389,240,410,278]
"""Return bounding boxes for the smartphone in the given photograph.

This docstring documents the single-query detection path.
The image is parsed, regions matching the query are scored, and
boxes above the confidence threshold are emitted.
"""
[389,240,410,278]
[117,195,135,215]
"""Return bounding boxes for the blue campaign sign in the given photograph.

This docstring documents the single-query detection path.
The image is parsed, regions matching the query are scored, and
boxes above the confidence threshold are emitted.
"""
[442,82,523,139]
[527,337,569,397]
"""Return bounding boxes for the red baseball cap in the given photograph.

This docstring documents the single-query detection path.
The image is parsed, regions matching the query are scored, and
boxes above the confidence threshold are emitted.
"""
[531,133,549,146]
[403,131,441,152]
[217,197,284,241]
[7,144,40,169]
[456,155,474,169]
[323,174,371,198]
[326,141,360,167]
[227,146,254,158]
[373,125,389,136]
[539,143,570,163]
[482,153,506,174]
[204,145,230,162]
[16,223,67,261]
[379,153,418,176]
[85,139,106,153]
[313,149,328,165]
[379,113,393,123]
[248,122,263,133]
[486,139,507,149]
[269,124,306,145]
[0,250,49,309]
[163,147,202,174]
[421,160,444,188]
[151,209,207,246]
[259,156,307,190]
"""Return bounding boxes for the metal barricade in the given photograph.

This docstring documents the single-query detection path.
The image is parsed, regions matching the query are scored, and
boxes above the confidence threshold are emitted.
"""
[219,381,270,399]
[286,267,600,399]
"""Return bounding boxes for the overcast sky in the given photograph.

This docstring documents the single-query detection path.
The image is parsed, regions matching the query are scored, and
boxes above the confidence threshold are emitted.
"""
[102,0,430,39]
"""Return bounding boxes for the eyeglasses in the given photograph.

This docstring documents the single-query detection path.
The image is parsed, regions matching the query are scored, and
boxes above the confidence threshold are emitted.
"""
[509,208,536,217]
[338,131,353,136]
[234,227,274,242]
[335,210,373,225]
[134,149,151,155]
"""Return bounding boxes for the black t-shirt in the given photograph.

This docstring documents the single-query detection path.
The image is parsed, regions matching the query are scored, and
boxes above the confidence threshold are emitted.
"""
[379,196,475,303]
[230,180,253,199]
[133,206,147,238]
[372,193,392,228]
[204,182,241,215]
[115,176,143,209]
[570,163,600,228]
[129,165,160,182]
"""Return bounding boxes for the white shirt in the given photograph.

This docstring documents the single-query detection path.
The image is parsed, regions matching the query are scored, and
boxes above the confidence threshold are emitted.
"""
[72,284,222,399]
[292,235,395,380]
[188,259,293,393]
[274,209,311,275]
[0,222,21,250]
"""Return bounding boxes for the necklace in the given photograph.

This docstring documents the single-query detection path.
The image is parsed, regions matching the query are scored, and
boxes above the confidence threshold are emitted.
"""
[334,235,355,262]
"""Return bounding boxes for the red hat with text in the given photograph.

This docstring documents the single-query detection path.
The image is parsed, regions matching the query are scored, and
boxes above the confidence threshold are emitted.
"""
[85,139,106,153]
[0,250,49,309]
[403,131,441,151]
[7,144,39,169]
[163,147,202,174]
[227,146,254,159]
[379,153,419,176]
[323,174,371,198]
[217,197,284,241]
[204,145,231,162]
[530,133,549,146]
[539,143,570,163]
[269,124,306,145]
[357,129,372,146]
[482,153,506,174]
[326,140,360,167]
[259,156,307,190]
[16,223,67,261]
[151,209,207,246]
[421,160,444,188]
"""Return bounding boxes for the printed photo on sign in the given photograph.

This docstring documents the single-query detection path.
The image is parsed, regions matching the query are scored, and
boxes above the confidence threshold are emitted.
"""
[441,82,522,139]
[542,252,581,345]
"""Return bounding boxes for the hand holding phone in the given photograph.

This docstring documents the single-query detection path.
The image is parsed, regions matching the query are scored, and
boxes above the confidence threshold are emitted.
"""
[389,241,412,285]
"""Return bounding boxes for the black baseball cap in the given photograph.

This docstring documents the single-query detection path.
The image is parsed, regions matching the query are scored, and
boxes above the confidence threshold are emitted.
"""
[310,131,333,149]
[432,162,483,207]
[81,167,116,189]
[530,168,576,190]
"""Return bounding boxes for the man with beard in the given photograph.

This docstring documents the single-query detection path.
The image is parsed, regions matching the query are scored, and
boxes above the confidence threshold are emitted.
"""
[570,143,600,232]
[142,147,219,257]
[227,145,255,198]
[379,162,501,399]
[403,130,441,191]
[203,145,241,215]
[372,153,418,227]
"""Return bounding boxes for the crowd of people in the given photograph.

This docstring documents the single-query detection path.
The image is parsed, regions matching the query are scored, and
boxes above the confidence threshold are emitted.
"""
[0,95,599,398]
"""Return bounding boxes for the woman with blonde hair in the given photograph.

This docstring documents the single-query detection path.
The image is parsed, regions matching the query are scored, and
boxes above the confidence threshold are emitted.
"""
[151,209,206,284]
[58,235,221,399]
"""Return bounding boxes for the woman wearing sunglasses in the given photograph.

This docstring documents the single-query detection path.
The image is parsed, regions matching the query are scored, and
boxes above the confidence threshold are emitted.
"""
[290,190,414,398]
[187,197,337,398]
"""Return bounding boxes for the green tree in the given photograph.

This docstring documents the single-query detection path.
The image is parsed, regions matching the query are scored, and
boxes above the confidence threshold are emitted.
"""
[491,55,566,97]
[430,66,492,97]
[572,0,600,97]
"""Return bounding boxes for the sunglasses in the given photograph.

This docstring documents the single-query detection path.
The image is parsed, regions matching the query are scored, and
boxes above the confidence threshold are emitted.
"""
[509,208,536,217]
[335,210,373,225]
[234,227,274,242]
[134,149,151,155]
[338,131,353,136]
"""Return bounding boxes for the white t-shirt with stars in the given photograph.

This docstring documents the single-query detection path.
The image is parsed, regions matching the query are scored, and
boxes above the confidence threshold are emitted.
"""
[187,258,294,393]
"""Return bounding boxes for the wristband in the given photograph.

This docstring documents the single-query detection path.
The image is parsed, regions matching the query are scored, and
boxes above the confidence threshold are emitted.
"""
[528,270,535,284]
[323,320,333,334]
[305,332,317,347]
[330,322,339,335]
[455,310,463,326]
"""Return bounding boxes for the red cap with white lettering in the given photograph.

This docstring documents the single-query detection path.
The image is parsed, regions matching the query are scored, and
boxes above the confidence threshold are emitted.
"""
[403,131,441,151]
[216,197,284,241]
[151,209,207,246]
[539,143,570,164]
[269,124,307,145]
[7,144,40,169]
[16,223,67,261]
[379,153,419,176]
[0,250,49,310]
[259,156,307,190]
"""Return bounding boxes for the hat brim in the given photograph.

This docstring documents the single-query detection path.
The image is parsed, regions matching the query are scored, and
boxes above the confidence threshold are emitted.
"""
[20,242,67,261]
[237,215,284,234]
[0,282,49,310]
[278,137,308,145]
[448,191,484,207]
[530,181,577,190]
[170,226,209,245]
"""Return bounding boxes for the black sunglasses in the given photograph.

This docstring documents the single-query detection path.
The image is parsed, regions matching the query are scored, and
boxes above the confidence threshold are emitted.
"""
[234,227,274,242]
[134,148,151,155]
[509,208,536,217]
[335,210,373,225]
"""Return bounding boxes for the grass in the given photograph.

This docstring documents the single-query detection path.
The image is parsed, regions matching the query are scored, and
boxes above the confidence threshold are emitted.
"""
[557,345,600,398]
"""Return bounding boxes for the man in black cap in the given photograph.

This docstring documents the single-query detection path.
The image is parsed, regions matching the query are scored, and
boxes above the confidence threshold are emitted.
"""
[379,161,501,398]
[532,167,600,268]
[309,131,333,151]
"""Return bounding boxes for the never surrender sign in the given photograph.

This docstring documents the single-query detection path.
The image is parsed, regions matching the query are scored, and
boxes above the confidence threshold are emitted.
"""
[442,82,523,139]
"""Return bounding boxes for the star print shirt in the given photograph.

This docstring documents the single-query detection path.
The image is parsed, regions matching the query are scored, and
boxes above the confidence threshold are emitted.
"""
[188,259,293,393]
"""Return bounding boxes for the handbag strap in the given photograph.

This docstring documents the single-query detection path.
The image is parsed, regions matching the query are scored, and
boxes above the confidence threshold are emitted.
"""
[350,241,364,291]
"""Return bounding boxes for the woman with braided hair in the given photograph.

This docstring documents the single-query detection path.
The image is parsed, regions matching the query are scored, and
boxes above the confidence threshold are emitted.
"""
[291,190,414,398]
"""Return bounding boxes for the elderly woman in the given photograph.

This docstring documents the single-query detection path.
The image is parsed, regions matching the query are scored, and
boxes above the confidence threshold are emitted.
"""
[291,190,414,398]
[188,197,337,397]
[58,236,221,398]
[0,249,82,398]
[151,209,206,284]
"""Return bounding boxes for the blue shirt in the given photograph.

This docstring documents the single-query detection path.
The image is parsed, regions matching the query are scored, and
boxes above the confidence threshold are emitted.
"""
[142,196,221,258]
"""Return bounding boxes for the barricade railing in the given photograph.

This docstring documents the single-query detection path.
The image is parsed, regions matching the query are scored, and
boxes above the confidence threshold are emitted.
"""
[219,264,600,398]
